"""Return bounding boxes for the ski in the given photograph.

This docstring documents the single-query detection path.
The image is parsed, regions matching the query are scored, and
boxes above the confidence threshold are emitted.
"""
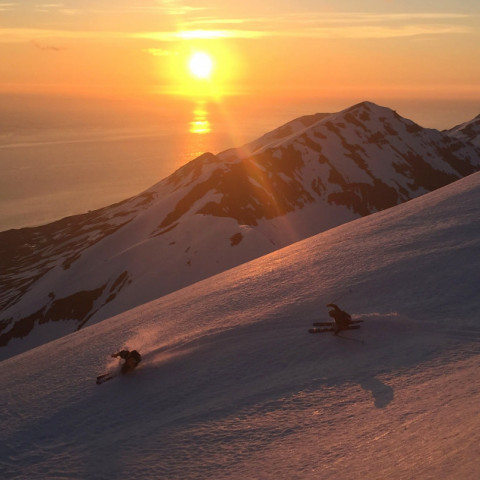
[96,372,117,385]
[308,325,361,334]
[312,319,363,327]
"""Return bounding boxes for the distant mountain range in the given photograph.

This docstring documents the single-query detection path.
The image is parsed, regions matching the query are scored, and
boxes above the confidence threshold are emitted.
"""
[1,101,480,359]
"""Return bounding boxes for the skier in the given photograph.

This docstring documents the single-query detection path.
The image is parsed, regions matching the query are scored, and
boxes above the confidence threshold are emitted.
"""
[326,303,352,335]
[111,349,142,374]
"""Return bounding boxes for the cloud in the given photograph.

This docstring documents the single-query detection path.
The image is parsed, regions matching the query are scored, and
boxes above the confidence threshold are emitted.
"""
[31,40,62,51]
[0,28,101,43]
[137,29,264,41]
[58,8,82,16]
[36,3,63,8]
[33,3,83,15]
[275,23,472,39]
[157,1,206,16]
[177,11,476,40]
[0,2,16,11]
[0,11,474,46]
[90,0,206,16]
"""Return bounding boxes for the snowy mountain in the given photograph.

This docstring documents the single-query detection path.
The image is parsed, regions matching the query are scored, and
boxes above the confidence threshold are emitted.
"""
[447,113,480,147]
[1,101,480,360]
[1,171,480,479]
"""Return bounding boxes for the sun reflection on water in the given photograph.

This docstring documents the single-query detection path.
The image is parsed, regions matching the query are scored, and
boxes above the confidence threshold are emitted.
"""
[190,100,211,134]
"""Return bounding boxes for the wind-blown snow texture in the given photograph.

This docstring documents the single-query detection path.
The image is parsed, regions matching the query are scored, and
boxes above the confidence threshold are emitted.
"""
[1,101,480,360]
[1,171,480,479]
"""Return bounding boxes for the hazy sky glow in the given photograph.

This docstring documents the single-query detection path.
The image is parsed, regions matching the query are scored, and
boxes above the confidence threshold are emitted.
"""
[1,1,480,231]
[1,0,480,100]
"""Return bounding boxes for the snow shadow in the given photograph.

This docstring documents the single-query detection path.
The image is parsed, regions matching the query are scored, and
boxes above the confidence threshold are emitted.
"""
[358,376,394,408]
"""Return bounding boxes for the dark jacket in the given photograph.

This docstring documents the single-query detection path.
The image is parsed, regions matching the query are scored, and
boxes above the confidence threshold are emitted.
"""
[327,304,352,330]
[112,349,142,373]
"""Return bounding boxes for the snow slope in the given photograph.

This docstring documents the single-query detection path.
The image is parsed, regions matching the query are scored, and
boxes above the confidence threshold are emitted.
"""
[1,172,479,479]
[2,101,480,361]
[448,113,480,147]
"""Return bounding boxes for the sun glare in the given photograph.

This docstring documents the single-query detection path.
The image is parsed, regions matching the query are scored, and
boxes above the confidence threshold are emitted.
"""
[189,52,213,79]
[163,45,239,97]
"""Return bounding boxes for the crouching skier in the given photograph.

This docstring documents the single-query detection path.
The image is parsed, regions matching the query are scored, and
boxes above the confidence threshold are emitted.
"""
[326,304,352,335]
[111,349,142,373]
[96,349,142,384]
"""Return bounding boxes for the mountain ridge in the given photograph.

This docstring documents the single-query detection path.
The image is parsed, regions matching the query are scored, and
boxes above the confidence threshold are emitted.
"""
[1,101,480,360]
[447,112,480,147]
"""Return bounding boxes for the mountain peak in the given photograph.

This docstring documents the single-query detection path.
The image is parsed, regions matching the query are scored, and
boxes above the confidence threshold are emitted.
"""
[2,101,480,360]
[343,100,389,115]
[346,100,380,110]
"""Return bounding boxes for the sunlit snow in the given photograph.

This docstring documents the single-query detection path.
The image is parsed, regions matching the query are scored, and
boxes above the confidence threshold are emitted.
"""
[1,172,479,479]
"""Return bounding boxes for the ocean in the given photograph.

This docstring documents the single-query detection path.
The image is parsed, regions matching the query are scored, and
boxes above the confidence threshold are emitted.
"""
[1,93,478,231]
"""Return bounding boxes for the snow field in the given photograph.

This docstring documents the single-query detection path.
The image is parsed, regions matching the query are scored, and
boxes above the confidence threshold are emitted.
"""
[1,172,480,479]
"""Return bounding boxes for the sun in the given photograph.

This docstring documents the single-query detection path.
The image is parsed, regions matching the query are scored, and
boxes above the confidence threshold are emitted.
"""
[188,52,213,79]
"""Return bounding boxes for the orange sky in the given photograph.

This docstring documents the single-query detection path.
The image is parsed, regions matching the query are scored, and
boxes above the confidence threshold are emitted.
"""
[1,1,480,102]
